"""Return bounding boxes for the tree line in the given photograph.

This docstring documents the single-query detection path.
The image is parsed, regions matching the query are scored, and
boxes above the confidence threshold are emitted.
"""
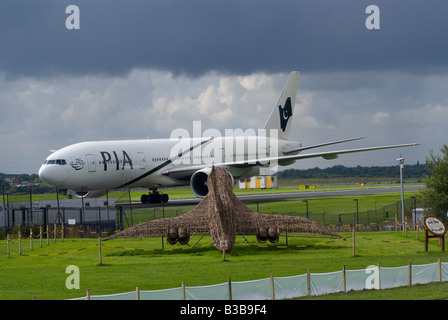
[0,173,56,194]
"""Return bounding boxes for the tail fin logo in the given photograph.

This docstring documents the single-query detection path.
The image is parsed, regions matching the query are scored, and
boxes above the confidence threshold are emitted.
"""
[278,97,292,132]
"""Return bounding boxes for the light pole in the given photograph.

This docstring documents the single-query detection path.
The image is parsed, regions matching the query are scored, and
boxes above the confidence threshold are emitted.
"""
[397,157,405,231]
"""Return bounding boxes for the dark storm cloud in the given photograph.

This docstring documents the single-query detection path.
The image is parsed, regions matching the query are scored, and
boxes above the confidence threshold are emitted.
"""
[1,0,447,78]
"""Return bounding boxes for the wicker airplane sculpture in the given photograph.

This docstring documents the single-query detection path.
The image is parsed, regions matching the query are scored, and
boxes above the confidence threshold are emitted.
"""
[106,167,341,252]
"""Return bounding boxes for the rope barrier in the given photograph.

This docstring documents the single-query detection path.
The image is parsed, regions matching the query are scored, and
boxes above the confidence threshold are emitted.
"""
[0,243,98,257]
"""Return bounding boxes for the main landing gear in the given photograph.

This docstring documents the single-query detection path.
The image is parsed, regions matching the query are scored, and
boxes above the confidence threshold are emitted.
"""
[140,189,169,204]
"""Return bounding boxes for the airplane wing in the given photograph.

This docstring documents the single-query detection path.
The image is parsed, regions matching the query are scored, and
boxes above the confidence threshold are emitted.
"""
[276,142,419,162]
[161,142,419,180]
[223,142,419,166]
[106,208,211,245]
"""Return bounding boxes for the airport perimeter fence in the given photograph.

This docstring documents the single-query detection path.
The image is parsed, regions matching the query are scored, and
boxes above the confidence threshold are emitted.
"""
[2,188,419,238]
[115,197,419,233]
[296,198,419,232]
[72,260,448,300]
[0,202,117,237]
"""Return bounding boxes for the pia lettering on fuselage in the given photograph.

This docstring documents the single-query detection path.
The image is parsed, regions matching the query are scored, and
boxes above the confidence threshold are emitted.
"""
[100,150,133,171]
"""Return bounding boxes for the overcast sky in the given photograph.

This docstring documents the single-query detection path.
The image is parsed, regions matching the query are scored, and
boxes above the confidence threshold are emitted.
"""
[1,0,447,174]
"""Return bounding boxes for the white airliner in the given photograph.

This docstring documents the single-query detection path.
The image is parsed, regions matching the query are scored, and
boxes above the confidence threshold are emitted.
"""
[39,71,418,203]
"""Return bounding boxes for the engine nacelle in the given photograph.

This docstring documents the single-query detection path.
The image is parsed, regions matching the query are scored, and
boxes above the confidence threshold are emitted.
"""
[167,228,178,245]
[72,189,109,199]
[190,167,234,198]
[178,228,190,245]
[256,227,279,244]
[167,228,190,245]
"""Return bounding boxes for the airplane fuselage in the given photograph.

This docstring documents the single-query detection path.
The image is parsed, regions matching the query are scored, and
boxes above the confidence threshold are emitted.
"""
[39,136,296,193]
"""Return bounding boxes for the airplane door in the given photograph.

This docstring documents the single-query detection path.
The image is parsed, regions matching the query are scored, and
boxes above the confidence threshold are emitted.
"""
[138,152,146,169]
[85,154,96,172]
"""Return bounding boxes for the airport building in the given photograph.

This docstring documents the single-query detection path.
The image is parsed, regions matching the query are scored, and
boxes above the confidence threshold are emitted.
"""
[238,176,277,190]
[0,197,116,235]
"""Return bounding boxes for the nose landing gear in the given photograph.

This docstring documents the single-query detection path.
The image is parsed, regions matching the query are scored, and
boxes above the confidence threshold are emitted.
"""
[140,189,169,204]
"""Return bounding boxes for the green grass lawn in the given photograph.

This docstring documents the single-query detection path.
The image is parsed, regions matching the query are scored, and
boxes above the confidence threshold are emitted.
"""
[1,230,447,300]
[0,184,431,300]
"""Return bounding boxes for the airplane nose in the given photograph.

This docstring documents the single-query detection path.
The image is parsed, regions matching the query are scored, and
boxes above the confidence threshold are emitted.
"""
[39,165,59,186]
[38,165,49,183]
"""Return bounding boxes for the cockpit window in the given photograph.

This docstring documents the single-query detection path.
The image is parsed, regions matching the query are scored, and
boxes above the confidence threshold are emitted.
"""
[45,159,67,165]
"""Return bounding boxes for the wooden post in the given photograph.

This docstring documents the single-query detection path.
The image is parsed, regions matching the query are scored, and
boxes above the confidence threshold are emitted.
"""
[270,273,275,300]
[18,231,22,255]
[416,223,419,240]
[182,281,186,300]
[405,217,407,237]
[408,262,412,286]
[30,229,33,251]
[86,289,90,300]
[39,226,43,248]
[136,287,140,300]
[98,237,102,265]
[54,223,57,243]
[342,265,346,293]
[46,225,49,245]
[7,234,10,258]
[228,277,232,300]
[395,214,398,235]
[377,262,381,290]
[307,268,311,296]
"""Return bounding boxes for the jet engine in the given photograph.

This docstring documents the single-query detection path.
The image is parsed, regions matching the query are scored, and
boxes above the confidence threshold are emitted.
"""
[72,189,109,199]
[167,228,178,245]
[190,167,234,198]
[178,228,190,245]
[256,227,279,244]
[256,227,268,243]
[167,228,190,245]
[267,227,280,243]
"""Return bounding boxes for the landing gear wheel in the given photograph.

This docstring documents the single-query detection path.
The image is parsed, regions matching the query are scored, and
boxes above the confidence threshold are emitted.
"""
[140,190,169,204]
[141,194,148,203]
